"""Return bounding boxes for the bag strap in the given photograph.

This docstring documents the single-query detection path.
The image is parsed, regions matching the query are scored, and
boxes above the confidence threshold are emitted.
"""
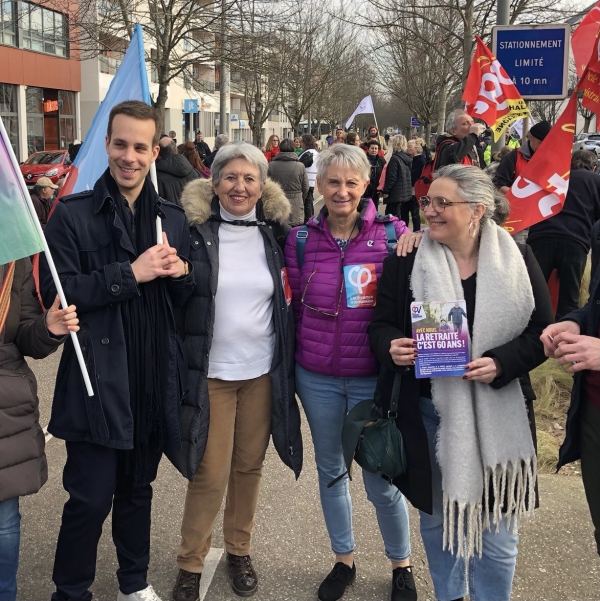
[388,371,402,418]
[0,261,15,336]
[295,225,309,269]
[431,139,455,172]
[383,220,397,255]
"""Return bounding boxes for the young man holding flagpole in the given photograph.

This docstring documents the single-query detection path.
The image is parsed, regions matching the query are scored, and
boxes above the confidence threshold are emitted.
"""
[40,100,194,601]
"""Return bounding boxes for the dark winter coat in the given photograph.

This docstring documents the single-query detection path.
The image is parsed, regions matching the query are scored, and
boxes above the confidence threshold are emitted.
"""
[558,268,600,470]
[383,151,412,205]
[30,192,54,229]
[368,244,553,513]
[365,154,386,202]
[173,177,303,479]
[194,140,211,160]
[410,154,426,185]
[156,153,199,206]
[435,133,480,168]
[267,152,309,226]
[39,171,195,461]
[0,259,64,502]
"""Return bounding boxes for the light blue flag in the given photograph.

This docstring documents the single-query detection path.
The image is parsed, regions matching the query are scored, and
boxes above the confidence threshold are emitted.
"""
[61,24,151,197]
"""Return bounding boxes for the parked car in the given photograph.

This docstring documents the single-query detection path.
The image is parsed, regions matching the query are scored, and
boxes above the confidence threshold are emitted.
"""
[20,150,72,190]
[573,133,600,157]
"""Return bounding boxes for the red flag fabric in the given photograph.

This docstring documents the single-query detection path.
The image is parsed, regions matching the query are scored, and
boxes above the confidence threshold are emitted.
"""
[572,2,600,78]
[581,29,600,116]
[504,91,578,235]
[463,36,529,142]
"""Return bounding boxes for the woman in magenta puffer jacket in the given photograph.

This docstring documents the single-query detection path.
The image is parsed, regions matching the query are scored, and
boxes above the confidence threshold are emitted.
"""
[284,145,418,601]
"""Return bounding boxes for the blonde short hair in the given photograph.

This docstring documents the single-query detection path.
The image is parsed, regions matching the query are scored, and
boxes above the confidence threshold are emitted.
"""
[407,140,423,154]
[392,135,408,152]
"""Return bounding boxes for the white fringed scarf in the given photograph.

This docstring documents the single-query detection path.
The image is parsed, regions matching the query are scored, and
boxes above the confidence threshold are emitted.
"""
[411,220,537,559]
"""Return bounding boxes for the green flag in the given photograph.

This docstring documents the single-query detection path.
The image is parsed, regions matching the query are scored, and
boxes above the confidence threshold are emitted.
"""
[0,120,44,264]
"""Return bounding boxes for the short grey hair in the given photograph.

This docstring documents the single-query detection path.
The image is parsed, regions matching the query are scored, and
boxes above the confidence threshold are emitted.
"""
[445,108,467,134]
[316,144,370,183]
[211,142,268,187]
[214,134,229,151]
[392,135,408,152]
[434,164,497,224]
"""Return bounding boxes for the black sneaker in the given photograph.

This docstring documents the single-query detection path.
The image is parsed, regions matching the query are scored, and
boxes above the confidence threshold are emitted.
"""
[317,562,356,601]
[172,568,201,601]
[226,553,258,597]
[391,566,417,601]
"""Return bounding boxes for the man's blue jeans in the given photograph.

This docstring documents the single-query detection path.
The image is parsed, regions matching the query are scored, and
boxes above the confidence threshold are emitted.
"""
[419,396,519,601]
[0,497,20,601]
[296,365,411,561]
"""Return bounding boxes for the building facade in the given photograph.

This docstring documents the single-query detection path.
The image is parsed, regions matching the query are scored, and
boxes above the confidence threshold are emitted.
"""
[0,0,80,161]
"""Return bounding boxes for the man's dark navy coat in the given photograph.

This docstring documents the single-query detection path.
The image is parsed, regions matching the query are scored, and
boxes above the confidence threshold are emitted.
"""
[40,172,195,462]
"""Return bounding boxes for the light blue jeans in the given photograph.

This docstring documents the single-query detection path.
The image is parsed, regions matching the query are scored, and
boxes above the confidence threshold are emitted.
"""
[296,364,411,561]
[0,497,20,601]
[419,396,519,601]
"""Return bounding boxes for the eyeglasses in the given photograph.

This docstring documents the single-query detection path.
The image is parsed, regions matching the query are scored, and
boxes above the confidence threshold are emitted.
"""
[418,196,480,212]
[301,269,343,317]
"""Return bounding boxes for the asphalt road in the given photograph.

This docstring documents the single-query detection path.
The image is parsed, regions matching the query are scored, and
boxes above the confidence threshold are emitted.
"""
[16,349,600,601]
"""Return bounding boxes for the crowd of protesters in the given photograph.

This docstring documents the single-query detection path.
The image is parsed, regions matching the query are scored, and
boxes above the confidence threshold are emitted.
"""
[4,100,600,601]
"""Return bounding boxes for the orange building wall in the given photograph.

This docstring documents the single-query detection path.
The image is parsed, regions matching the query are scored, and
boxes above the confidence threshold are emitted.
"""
[0,46,81,91]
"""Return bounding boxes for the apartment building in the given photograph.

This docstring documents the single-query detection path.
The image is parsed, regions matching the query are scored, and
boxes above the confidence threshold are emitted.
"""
[0,0,80,161]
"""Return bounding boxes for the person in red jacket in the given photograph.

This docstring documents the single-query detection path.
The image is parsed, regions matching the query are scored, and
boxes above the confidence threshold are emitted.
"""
[264,134,280,162]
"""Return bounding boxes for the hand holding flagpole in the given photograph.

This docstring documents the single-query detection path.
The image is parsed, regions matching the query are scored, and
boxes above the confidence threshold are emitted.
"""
[0,117,94,396]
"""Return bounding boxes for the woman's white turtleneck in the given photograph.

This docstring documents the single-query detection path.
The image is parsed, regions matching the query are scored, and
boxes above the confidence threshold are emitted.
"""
[208,204,275,380]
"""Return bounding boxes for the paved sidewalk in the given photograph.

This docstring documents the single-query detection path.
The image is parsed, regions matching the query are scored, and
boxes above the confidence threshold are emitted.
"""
[16,353,599,601]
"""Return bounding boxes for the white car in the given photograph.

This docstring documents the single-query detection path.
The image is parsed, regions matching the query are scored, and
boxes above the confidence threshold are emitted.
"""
[573,133,600,157]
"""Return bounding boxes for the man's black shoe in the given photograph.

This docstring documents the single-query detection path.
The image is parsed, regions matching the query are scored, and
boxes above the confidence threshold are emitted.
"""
[391,566,417,601]
[226,553,258,597]
[317,562,356,601]
[172,568,201,601]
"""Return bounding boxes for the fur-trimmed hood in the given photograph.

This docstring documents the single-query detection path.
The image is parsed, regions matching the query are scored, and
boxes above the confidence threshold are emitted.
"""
[180,177,291,227]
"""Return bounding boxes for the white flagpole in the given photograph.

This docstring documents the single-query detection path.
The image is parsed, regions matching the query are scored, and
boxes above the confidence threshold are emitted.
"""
[149,162,162,244]
[0,118,94,397]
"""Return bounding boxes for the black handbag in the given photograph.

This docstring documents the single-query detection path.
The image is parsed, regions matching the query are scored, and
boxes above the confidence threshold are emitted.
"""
[329,370,407,487]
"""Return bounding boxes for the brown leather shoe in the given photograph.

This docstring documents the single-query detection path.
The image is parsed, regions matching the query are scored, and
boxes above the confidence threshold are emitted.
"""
[172,568,201,601]
[226,553,258,597]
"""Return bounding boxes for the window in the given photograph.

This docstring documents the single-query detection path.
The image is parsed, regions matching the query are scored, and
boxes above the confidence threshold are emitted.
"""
[21,2,67,57]
[58,90,76,149]
[26,86,44,154]
[99,32,125,75]
[0,83,18,155]
[0,1,16,46]
[200,111,215,138]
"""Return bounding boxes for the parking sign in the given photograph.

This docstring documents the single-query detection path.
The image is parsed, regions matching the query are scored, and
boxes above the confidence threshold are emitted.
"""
[492,24,570,100]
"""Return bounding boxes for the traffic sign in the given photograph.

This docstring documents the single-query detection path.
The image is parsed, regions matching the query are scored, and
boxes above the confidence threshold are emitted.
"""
[183,99,199,113]
[492,24,570,100]
[410,117,420,127]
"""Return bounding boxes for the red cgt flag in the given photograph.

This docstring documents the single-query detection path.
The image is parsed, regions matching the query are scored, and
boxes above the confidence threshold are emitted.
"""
[504,91,578,235]
[580,27,600,117]
[572,2,600,78]
[463,36,529,142]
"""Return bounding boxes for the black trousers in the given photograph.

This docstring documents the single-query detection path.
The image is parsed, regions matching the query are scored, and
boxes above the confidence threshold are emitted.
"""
[581,400,600,556]
[527,237,588,321]
[304,187,314,223]
[385,199,421,231]
[51,441,162,601]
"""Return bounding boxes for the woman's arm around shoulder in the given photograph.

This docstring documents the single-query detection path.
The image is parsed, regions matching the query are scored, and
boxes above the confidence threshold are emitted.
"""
[369,252,414,370]
[483,243,554,388]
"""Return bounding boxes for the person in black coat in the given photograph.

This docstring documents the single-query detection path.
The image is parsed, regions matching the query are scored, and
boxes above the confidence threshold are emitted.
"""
[364,139,386,203]
[40,101,195,601]
[405,139,426,231]
[544,266,600,558]
[156,136,199,206]
[193,131,211,160]
[527,150,600,320]
[369,164,553,601]
[382,135,413,223]
[435,109,485,168]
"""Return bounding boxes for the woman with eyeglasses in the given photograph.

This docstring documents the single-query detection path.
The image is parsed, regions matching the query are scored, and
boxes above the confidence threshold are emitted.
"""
[264,134,280,162]
[285,145,420,601]
[369,164,553,601]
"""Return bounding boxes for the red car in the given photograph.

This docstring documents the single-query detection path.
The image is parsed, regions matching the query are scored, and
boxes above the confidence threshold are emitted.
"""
[21,150,72,190]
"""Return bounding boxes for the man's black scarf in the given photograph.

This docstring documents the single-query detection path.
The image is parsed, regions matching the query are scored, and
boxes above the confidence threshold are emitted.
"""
[107,171,169,482]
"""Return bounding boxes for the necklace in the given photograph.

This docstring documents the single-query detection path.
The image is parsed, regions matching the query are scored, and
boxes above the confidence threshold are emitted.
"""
[330,217,359,251]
